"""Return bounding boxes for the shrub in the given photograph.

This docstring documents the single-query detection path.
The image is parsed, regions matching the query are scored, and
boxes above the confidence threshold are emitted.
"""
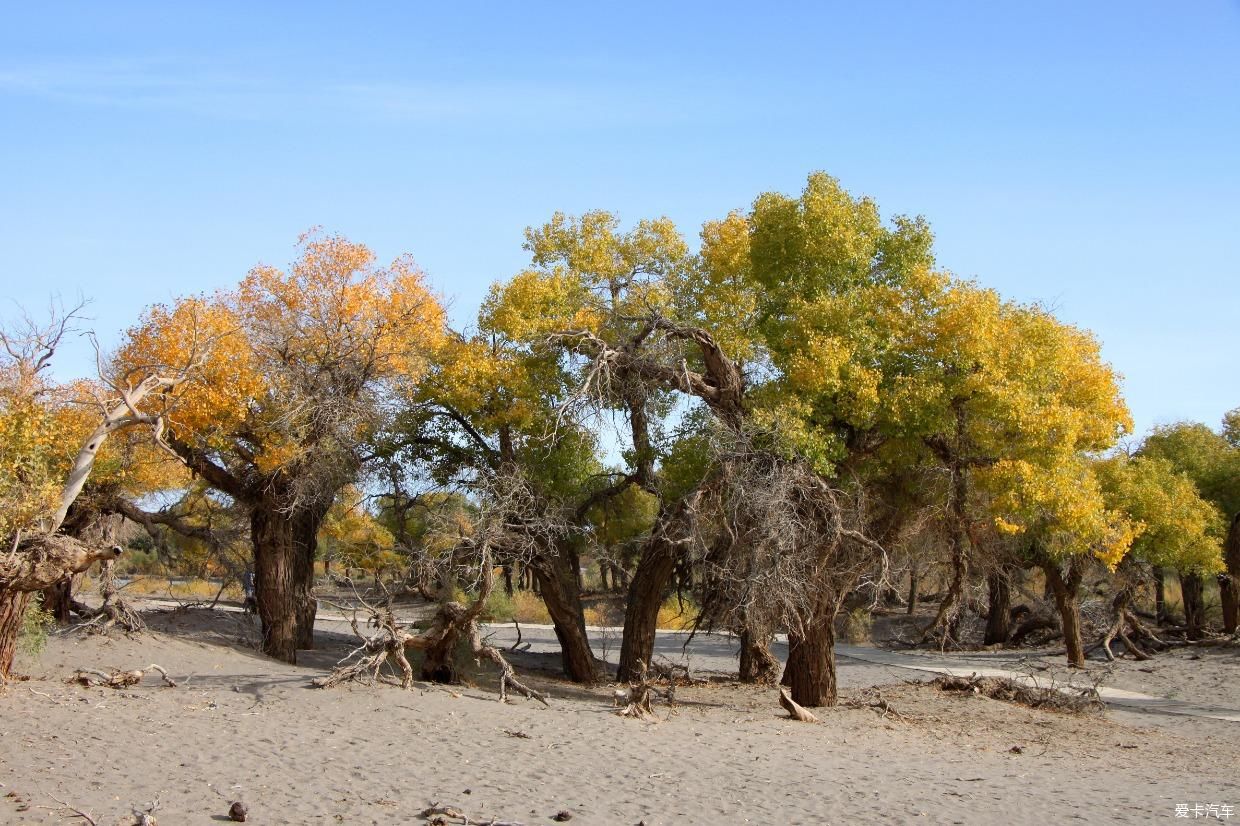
[510,590,551,624]
[18,597,55,659]
[841,607,873,643]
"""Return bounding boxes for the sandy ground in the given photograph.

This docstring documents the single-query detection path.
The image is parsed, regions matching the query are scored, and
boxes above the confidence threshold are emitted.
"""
[1,603,1238,825]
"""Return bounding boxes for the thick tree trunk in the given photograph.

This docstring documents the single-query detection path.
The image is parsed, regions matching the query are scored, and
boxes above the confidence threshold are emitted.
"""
[906,564,920,615]
[984,571,1011,645]
[782,617,838,707]
[1221,514,1239,634]
[738,627,780,684]
[616,530,677,683]
[597,560,609,593]
[251,500,327,663]
[0,535,122,593]
[503,564,514,597]
[0,591,33,677]
[531,554,596,683]
[1180,571,1206,640]
[1044,563,1085,667]
[252,507,298,663]
[294,504,324,650]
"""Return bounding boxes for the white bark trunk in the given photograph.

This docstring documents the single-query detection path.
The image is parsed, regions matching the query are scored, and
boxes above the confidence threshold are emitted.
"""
[48,371,191,533]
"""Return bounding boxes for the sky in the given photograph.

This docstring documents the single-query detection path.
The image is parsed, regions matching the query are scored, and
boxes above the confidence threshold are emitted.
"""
[1,1,1237,439]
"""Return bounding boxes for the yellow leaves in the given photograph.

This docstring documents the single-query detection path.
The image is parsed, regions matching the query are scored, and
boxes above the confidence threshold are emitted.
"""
[1095,456,1224,574]
[689,211,760,360]
[481,269,595,342]
[321,491,395,570]
[0,385,65,536]
[981,458,1138,569]
[524,211,688,294]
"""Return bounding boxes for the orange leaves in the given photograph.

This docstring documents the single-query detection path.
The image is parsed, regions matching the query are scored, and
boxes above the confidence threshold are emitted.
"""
[116,230,447,479]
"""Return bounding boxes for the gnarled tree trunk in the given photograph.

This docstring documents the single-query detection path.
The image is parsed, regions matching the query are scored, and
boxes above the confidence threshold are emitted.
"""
[781,616,838,707]
[251,498,328,663]
[532,552,596,683]
[1044,561,1085,667]
[0,591,34,677]
[616,496,698,682]
[617,534,677,683]
[738,627,780,684]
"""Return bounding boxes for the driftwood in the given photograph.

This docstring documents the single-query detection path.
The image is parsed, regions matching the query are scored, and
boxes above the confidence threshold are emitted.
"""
[1100,590,1168,661]
[778,686,820,722]
[72,663,176,689]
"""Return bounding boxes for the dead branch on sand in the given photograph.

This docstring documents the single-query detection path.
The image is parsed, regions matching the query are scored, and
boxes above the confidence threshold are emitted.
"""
[932,673,1103,714]
[419,803,526,826]
[778,686,820,722]
[72,664,176,689]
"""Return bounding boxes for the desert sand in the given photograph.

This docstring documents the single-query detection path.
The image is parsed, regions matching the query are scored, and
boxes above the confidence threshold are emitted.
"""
[1,601,1237,825]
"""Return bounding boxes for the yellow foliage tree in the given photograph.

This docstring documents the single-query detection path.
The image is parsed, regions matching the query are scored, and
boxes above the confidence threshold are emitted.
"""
[116,231,445,662]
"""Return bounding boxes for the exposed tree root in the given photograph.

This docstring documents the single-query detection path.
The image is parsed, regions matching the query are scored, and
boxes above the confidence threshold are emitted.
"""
[312,552,547,706]
[468,624,548,706]
[778,685,820,722]
[67,559,145,636]
[72,663,176,689]
[615,659,675,720]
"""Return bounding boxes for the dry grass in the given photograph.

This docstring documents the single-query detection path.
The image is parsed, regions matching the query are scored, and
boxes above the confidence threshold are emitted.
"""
[122,576,242,601]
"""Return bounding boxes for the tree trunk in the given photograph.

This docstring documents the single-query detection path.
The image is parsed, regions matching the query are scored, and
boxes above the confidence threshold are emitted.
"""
[503,564,514,597]
[1152,565,1167,624]
[616,530,677,683]
[251,499,326,663]
[531,554,596,683]
[906,563,920,615]
[782,616,838,707]
[1180,571,1206,640]
[597,560,609,593]
[1221,514,1239,634]
[983,571,1011,645]
[612,563,629,591]
[1044,562,1085,667]
[920,446,970,642]
[0,591,33,677]
[41,578,73,625]
[738,627,779,684]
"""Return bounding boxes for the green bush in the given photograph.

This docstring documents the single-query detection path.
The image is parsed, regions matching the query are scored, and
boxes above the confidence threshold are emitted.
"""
[18,597,55,659]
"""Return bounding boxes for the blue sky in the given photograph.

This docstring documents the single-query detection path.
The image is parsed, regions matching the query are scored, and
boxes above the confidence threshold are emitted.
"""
[1,2,1237,438]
